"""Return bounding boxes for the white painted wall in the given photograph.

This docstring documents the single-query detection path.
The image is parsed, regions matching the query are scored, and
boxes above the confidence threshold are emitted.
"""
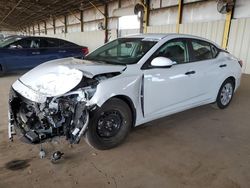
[44,31,104,52]
[42,29,117,52]
[182,1,225,23]
[149,7,178,25]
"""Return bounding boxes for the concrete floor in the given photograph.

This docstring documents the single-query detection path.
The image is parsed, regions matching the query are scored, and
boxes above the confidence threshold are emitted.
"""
[0,73,250,188]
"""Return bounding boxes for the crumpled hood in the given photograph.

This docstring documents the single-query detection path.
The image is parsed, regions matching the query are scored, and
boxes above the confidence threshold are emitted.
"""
[13,57,126,99]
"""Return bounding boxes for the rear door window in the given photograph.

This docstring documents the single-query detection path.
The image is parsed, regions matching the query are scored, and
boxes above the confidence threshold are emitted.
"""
[190,40,213,61]
[59,40,76,48]
[40,38,60,48]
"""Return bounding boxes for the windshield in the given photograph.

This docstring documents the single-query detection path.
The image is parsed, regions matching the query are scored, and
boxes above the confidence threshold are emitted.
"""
[0,37,22,48]
[85,38,157,65]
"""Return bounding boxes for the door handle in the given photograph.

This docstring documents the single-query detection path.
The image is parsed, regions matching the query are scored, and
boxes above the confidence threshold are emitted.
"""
[185,71,196,75]
[32,52,40,55]
[58,50,66,53]
[219,64,227,68]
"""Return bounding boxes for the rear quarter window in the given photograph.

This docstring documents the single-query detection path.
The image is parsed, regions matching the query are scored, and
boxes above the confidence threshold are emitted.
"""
[210,44,219,58]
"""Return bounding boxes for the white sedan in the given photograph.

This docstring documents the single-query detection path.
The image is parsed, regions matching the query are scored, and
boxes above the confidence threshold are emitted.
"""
[9,34,242,150]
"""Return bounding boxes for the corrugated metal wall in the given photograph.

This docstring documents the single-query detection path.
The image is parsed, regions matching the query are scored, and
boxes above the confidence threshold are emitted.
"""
[147,20,225,46]
[227,18,250,74]
[147,24,176,33]
[179,20,225,45]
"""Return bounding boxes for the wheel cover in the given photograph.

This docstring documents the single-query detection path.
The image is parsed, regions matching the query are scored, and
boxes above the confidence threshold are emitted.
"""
[220,83,233,106]
[96,110,123,138]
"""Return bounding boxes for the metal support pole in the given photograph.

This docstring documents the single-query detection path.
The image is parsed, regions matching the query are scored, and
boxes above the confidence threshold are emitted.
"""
[80,10,84,32]
[222,8,234,49]
[118,0,121,8]
[144,0,150,33]
[32,25,35,35]
[104,3,108,43]
[44,21,47,35]
[176,0,183,33]
[139,0,149,34]
[38,23,40,35]
[64,15,68,33]
[53,18,56,34]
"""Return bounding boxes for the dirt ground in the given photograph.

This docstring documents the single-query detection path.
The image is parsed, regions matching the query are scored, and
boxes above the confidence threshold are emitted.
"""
[0,73,250,188]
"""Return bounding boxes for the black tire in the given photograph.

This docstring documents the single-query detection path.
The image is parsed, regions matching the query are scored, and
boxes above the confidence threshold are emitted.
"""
[215,78,235,109]
[85,98,132,150]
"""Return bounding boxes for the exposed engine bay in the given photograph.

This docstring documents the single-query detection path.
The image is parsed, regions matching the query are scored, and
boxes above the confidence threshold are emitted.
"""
[8,73,118,145]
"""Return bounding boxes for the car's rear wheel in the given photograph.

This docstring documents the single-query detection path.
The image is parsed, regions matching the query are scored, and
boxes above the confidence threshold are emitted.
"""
[215,78,235,109]
[84,98,132,150]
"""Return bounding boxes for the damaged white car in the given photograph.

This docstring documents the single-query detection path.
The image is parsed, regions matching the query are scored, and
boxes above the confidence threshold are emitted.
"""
[9,34,242,150]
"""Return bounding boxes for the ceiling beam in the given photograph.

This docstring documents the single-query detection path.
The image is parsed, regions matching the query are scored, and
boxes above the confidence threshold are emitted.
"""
[0,0,23,25]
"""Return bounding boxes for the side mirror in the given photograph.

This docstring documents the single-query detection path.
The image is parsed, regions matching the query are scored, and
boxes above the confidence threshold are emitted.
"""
[151,57,176,67]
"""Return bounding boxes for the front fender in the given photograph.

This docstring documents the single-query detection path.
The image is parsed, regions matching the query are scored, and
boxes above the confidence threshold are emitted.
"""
[88,74,143,126]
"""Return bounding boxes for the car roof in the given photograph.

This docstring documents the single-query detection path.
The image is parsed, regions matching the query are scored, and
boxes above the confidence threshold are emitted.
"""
[123,33,221,48]
[124,33,168,40]
[9,35,62,40]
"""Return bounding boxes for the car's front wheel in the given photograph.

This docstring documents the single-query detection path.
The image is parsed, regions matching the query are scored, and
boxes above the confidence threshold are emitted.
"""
[215,78,235,109]
[84,98,132,150]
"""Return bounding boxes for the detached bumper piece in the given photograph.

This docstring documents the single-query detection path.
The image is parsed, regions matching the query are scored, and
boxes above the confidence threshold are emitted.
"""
[8,87,89,145]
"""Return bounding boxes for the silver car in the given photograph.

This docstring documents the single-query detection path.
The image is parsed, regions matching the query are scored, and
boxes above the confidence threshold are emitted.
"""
[9,34,242,150]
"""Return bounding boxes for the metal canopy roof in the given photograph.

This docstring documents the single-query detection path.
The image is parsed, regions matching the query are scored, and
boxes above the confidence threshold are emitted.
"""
[0,0,112,31]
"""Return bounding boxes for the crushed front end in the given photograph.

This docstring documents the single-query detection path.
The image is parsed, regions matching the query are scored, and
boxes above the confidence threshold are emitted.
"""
[8,70,119,145]
[7,68,111,145]
[7,59,123,146]
[8,86,92,144]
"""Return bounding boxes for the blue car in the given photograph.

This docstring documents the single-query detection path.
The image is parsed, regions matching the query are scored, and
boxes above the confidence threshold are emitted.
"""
[0,36,89,75]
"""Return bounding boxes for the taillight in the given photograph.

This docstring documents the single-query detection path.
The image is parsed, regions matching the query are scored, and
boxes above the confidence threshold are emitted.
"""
[238,60,243,68]
[82,47,89,56]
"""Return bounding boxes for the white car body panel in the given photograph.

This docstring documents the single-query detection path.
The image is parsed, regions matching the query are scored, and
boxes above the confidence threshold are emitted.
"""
[10,33,242,130]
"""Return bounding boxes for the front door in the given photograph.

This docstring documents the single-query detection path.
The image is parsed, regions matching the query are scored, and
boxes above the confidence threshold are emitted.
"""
[143,39,208,118]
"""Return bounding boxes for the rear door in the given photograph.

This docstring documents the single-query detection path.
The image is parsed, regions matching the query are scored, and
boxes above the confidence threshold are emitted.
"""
[39,38,61,62]
[187,39,222,100]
